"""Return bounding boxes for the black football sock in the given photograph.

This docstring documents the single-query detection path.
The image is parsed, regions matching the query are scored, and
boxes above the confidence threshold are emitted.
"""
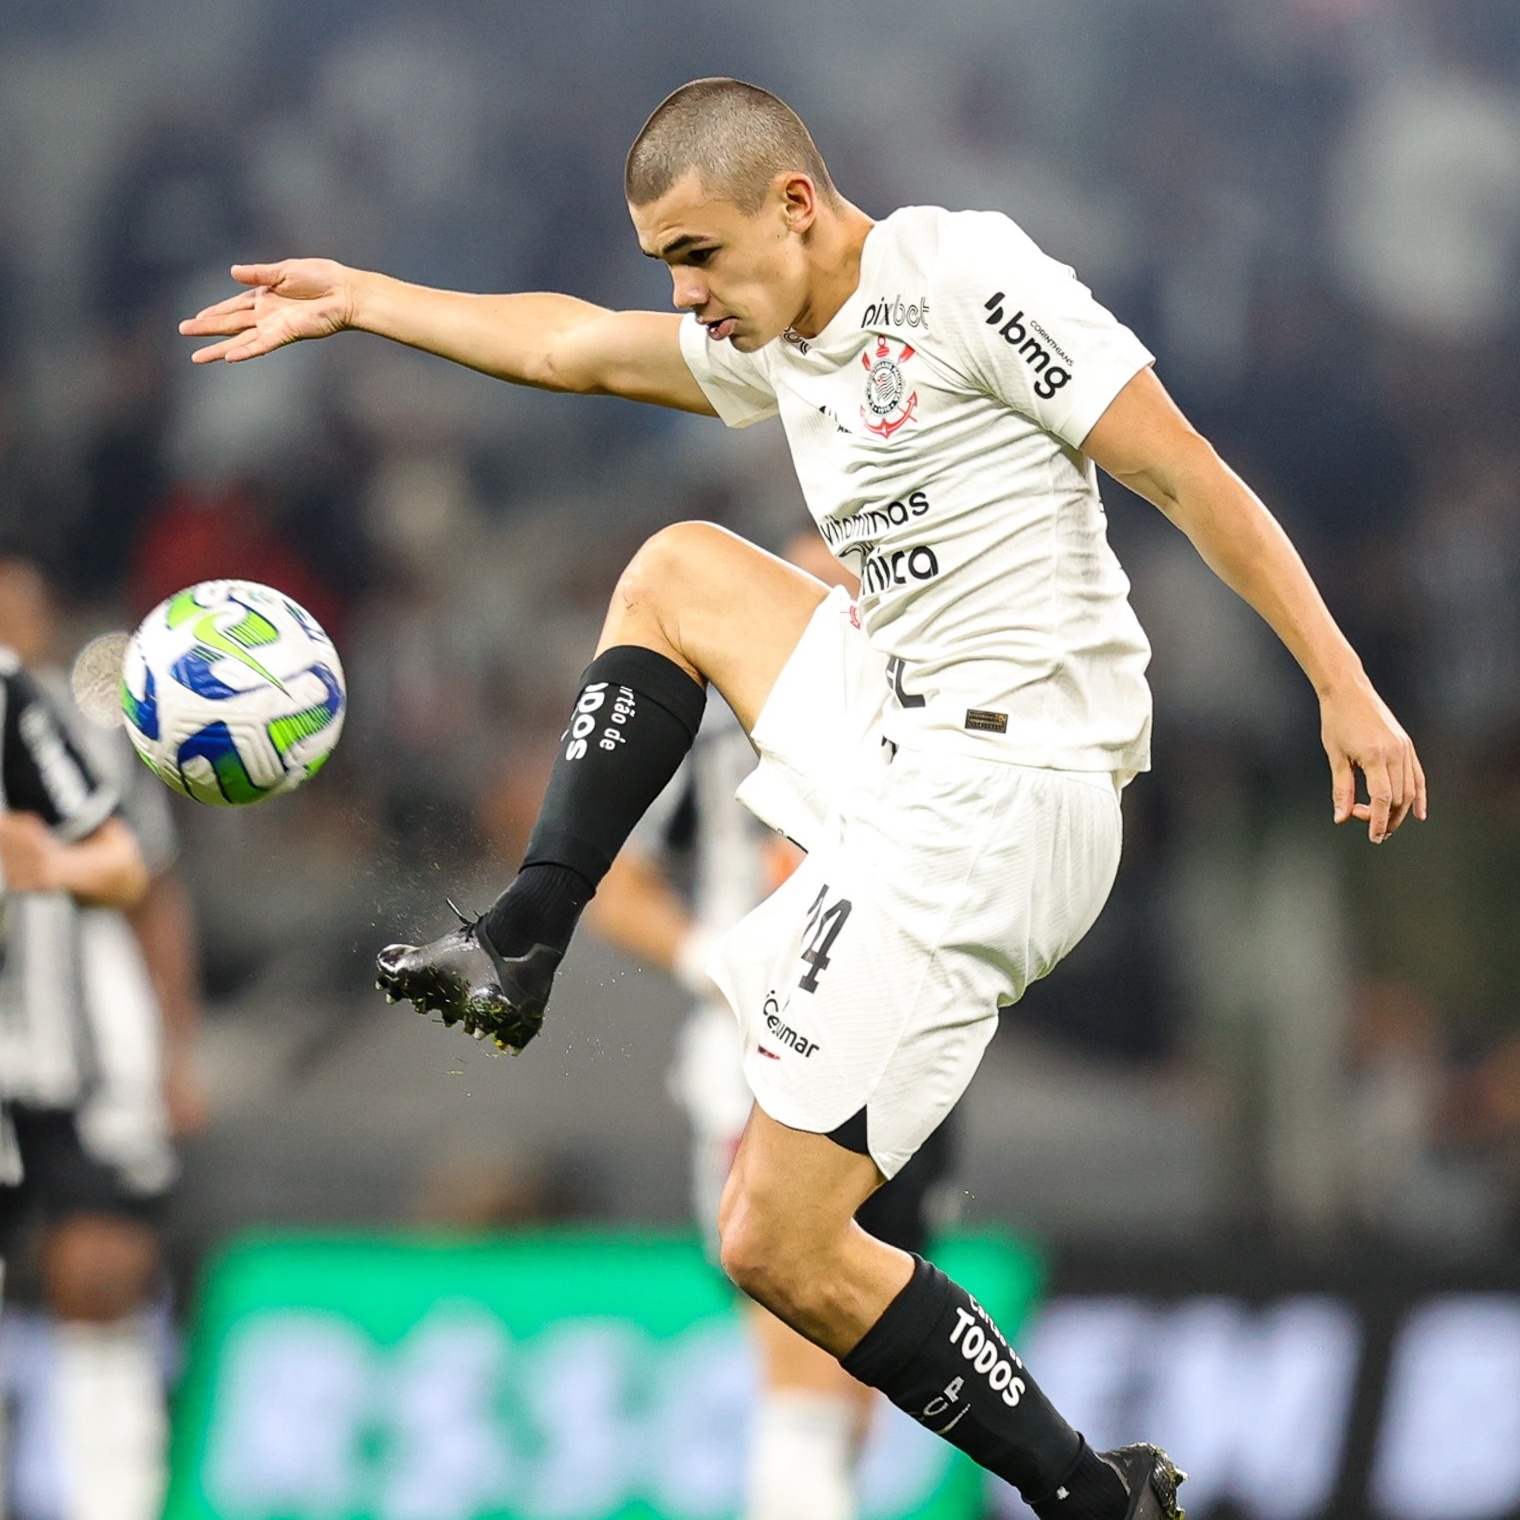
[481,646,705,959]
[1032,1446,1133,1520]
[842,1257,1127,1518]
[478,863,594,959]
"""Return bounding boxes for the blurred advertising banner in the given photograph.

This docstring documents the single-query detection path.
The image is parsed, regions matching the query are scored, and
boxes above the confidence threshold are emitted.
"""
[165,1231,1041,1520]
[995,1251,1520,1520]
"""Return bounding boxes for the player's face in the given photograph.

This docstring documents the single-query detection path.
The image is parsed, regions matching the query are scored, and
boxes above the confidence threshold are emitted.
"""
[631,171,816,351]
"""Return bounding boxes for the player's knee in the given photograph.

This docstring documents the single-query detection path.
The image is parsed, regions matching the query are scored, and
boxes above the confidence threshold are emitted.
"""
[717,1192,813,1314]
[715,1162,743,1248]
[616,521,727,615]
[42,1214,160,1322]
[717,1209,781,1305]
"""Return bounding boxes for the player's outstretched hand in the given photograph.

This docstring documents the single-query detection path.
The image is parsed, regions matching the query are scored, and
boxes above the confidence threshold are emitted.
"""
[1321,681,1427,843]
[179,260,357,364]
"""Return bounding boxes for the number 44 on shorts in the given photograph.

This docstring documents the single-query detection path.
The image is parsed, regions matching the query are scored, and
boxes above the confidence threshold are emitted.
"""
[799,886,852,993]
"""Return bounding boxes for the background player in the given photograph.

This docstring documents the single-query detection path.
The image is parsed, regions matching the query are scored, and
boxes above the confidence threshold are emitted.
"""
[183,77,1423,1520]
[0,554,204,1520]
[589,528,956,1520]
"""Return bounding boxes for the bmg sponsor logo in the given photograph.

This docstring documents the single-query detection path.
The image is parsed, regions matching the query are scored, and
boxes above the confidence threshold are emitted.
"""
[983,294,1072,400]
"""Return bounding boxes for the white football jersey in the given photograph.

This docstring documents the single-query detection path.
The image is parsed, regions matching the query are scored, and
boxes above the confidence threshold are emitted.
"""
[679,205,1155,777]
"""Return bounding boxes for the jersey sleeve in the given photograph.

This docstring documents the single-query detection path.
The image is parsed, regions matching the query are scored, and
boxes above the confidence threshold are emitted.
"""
[0,667,118,841]
[677,314,780,429]
[934,211,1154,448]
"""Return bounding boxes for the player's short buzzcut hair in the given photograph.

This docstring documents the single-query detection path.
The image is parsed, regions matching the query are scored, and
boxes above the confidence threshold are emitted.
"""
[625,78,839,214]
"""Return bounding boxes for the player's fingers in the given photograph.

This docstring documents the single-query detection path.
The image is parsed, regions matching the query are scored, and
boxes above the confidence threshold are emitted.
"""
[230,262,286,289]
[192,306,306,362]
[1364,758,1394,843]
[189,336,244,364]
[1331,753,1356,824]
[1377,747,1412,838]
[185,289,257,323]
[213,337,274,365]
[219,321,303,363]
[1386,747,1420,836]
[179,306,258,338]
[1413,746,1429,822]
[190,328,281,364]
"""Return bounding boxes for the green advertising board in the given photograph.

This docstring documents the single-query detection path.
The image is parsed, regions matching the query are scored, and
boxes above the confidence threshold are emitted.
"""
[166,1230,1042,1520]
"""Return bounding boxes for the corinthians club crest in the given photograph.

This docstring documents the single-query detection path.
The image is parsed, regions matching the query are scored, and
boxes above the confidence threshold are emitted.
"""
[860,336,919,439]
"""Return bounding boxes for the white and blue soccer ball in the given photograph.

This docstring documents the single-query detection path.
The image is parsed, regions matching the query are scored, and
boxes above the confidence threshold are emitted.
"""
[121,579,346,806]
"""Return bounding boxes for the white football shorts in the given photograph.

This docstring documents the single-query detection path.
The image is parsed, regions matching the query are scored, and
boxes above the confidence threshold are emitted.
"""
[708,587,1124,1179]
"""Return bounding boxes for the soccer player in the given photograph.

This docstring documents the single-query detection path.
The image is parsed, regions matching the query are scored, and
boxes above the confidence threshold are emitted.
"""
[183,78,1425,1520]
[0,587,161,1520]
[0,555,197,1520]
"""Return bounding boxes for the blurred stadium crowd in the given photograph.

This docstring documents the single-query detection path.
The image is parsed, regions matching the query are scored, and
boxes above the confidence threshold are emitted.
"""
[0,0,1518,1489]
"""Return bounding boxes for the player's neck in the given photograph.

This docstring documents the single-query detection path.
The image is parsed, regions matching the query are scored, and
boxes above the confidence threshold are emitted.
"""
[789,200,875,341]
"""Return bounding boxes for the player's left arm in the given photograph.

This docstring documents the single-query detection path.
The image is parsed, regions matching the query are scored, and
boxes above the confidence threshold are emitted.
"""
[1083,366,1426,843]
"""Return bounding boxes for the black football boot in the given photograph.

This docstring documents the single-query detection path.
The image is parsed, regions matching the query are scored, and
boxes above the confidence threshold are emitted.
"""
[1096,1445,1187,1520]
[375,904,559,1054]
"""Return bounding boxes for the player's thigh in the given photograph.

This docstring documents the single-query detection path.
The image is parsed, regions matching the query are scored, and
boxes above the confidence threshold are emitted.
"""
[598,522,828,733]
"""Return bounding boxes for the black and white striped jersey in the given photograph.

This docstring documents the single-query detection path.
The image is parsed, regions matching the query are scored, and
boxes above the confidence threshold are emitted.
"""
[0,652,122,1113]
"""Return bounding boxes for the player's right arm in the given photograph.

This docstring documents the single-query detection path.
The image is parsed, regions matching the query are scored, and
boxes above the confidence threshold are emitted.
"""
[179,260,718,416]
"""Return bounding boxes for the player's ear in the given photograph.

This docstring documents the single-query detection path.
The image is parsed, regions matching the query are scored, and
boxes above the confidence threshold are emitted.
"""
[778,173,820,233]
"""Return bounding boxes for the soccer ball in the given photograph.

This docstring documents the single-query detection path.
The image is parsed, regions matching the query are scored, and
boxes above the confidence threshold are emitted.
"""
[120,580,346,806]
